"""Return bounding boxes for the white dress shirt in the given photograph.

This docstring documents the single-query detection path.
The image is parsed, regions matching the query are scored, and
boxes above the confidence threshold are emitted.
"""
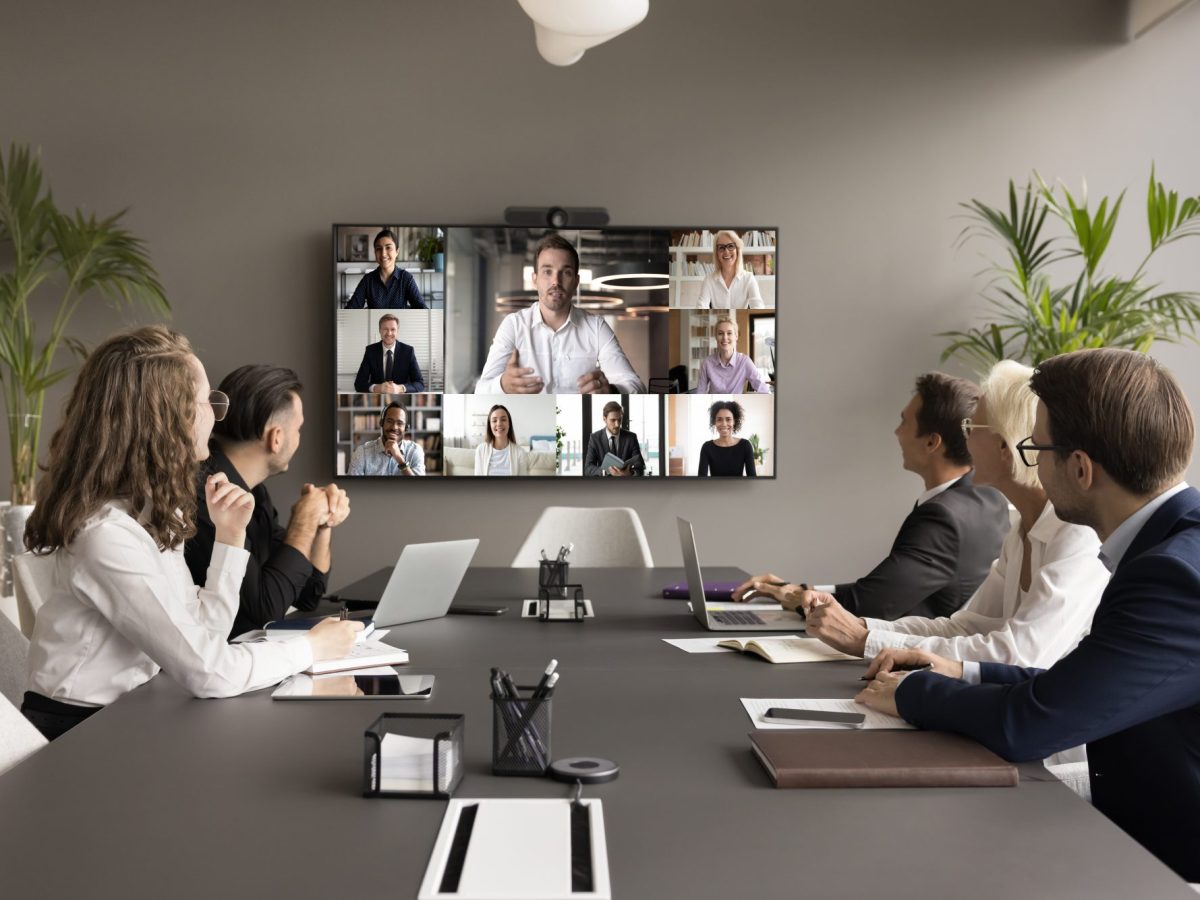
[696,269,765,309]
[26,501,313,707]
[916,474,962,506]
[474,304,645,394]
[1099,482,1189,571]
[863,503,1109,668]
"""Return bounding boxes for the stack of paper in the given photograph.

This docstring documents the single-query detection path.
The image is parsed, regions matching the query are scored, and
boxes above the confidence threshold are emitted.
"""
[374,733,455,793]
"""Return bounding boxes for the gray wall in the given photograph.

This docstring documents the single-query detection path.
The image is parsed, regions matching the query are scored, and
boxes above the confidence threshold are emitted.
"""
[2,0,1198,586]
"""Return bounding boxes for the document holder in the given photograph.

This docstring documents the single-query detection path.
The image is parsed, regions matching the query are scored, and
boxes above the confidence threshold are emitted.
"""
[492,686,552,776]
[537,584,588,622]
[364,712,464,799]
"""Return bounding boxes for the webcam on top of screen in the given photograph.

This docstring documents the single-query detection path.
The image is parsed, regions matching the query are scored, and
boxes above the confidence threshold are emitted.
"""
[504,206,611,229]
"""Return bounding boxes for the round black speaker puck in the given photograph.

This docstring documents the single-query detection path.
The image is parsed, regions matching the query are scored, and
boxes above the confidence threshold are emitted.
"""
[548,757,620,784]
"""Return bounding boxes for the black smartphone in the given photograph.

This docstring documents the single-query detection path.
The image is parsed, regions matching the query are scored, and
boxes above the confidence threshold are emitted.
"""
[448,604,508,616]
[763,707,866,727]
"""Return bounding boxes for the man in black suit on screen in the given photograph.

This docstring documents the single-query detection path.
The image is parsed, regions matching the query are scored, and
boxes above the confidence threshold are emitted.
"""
[353,313,425,394]
[584,401,644,477]
[735,372,1009,620]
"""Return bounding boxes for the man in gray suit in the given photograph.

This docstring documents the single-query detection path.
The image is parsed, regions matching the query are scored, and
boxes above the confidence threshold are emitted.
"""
[584,401,644,477]
[735,372,1009,619]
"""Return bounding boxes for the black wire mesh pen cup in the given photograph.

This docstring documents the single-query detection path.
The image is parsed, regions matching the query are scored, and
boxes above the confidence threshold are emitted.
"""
[492,687,551,776]
[539,560,569,598]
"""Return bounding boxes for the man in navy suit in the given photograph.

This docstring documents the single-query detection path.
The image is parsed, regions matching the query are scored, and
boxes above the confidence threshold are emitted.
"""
[858,348,1200,881]
[353,313,424,394]
[584,401,644,476]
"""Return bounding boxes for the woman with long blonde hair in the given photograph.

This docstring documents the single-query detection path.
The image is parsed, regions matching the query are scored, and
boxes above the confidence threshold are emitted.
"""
[21,326,360,739]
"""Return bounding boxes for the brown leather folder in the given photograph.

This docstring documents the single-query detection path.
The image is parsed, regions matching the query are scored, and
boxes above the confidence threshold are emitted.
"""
[749,729,1019,788]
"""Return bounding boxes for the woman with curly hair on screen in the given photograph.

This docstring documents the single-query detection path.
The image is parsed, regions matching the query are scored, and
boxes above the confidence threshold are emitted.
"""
[698,400,756,477]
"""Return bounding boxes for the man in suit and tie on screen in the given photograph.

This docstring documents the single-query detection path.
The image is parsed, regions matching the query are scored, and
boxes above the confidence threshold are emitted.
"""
[584,401,644,477]
[354,313,425,394]
[734,372,1009,619]
[857,348,1200,882]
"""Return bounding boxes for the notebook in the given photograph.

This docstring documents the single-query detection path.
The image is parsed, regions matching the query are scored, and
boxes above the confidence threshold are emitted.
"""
[717,637,856,664]
[661,580,743,601]
[304,640,409,675]
[749,729,1019,788]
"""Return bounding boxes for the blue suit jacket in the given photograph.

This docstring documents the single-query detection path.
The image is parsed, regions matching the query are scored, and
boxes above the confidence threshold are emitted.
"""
[353,341,424,393]
[896,487,1200,880]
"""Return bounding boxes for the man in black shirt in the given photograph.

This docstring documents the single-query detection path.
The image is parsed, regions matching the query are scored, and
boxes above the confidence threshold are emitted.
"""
[184,365,351,638]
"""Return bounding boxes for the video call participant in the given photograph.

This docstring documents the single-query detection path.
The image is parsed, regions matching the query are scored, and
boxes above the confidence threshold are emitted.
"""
[475,404,530,476]
[696,230,765,310]
[734,372,1009,619]
[21,327,361,740]
[184,365,351,639]
[698,400,757,477]
[857,349,1200,883]
[799,361,1107,667]
[348,402,426,476]
[475,233,645,394]
[353,313,425,394]
[584,401,644,477]
[345,229,428,309]
[696,317,770,394]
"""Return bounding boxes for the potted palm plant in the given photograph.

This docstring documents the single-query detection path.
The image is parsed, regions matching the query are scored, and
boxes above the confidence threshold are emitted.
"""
[0,143,168,583]
[940,167,1200,371]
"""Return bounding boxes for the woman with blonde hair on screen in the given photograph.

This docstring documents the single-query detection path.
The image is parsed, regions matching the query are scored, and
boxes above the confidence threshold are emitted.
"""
[21,326,361,739]
[696,230,765,309]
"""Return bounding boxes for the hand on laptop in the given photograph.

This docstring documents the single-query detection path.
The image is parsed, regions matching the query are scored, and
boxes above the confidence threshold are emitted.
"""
[863,647,963,681]
[305,618,364,661]
[731,573,795,604]
[805,598,868,656]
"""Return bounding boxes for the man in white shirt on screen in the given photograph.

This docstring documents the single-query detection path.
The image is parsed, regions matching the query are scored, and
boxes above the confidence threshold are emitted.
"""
[474,233,645,394]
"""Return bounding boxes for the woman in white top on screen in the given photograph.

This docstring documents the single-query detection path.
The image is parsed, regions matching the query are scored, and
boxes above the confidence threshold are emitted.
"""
[21,326,361,740]
[798,360,1110,672]
[695,230,765,310]
[474,404,530,476]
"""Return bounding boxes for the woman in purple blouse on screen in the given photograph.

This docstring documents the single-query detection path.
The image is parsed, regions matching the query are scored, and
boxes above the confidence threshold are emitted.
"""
[698,400,757,477]
[696,318,770,394]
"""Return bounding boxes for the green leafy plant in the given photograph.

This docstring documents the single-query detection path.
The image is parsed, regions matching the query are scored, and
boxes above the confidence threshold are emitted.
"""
[0,144,169,503]
[416,231,445,267]
[940,167,1200,372]
[748,433,768,465]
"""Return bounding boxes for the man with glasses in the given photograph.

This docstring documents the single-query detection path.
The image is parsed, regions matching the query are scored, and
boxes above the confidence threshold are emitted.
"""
[348,402,426,476]
[858,348,1200,882]
[185,366,351,638]
[735,372,1009,620]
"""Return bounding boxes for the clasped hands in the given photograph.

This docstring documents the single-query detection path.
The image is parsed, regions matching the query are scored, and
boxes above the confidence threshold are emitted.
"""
[293,482,350,530]
[499,349,610,394]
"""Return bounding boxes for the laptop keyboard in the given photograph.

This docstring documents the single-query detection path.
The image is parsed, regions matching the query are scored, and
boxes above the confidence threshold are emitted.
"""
[712,610,765,626]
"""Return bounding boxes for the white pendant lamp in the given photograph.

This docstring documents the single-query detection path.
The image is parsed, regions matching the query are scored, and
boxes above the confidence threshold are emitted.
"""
[516,0,649,66]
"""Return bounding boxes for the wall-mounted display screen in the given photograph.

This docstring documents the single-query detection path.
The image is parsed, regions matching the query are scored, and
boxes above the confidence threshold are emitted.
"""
[333,225,778,478]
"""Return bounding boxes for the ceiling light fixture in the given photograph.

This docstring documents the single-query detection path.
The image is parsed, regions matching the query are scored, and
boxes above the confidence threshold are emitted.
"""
[589,272,670,291]
[516,0,649,66]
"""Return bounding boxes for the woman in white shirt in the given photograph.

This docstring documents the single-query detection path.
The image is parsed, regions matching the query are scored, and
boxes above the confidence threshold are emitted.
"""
[474,404,530,476]
[695,230,765,309]
[21,326,360,740]
[798,360,1110,669]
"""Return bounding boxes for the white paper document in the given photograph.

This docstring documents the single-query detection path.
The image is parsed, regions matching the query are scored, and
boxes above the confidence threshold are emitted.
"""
[521,598,595,619]
[373,733,455,793]
[418,798,611,900]
[662,635,803,654]
[741,698,916,730]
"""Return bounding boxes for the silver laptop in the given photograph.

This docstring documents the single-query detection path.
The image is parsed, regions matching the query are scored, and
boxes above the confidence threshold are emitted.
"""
[372,539,480,627]
[676,517,803,632]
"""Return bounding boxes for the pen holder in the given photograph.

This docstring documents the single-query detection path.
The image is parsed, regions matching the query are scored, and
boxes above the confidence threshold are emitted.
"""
[538,560,569,598]
[537,584,587,622]
[492,686,552,777]
[363,713,464,799]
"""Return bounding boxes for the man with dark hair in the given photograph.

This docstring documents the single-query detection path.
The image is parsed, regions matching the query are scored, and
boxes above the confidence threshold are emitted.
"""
[475,232,644,394]
[348,402,426,476]
[353,313,425,394]
[345,229,427,309]
[184,365,351,638]
[735,372,1008,619]
[584,401,644,476]
[858,348,1200,881]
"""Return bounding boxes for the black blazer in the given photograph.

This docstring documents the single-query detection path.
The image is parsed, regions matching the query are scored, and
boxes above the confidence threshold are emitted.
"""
[896,487,1200,881]
[833,472,1009,619]
[353,340,424,393]
[584,428,644,477]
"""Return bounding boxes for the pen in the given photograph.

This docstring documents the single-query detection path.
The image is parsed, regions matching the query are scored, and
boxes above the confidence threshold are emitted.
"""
[339,607,349,621]
[532,659,558,698]
[860,664,932,681]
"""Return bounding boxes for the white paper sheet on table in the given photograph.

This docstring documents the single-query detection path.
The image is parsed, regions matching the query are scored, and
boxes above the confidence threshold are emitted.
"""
[741,698,916,730]
[662,635,803,654]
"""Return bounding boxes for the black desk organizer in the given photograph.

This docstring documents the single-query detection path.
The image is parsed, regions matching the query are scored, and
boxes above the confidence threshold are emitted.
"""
[537,560,587,622]
[492,685,552,776]
[363,712,464,799]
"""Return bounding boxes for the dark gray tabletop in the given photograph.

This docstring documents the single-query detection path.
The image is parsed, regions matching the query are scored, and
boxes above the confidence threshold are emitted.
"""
[0,567,1193,899]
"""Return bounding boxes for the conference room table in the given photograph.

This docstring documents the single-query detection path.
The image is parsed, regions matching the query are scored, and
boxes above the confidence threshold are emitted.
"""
[1,567,1194,899]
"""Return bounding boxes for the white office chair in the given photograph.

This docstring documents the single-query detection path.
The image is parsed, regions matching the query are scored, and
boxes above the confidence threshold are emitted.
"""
[13,551,52,639]
[0,692,46,777]
[0,611,29,708]
[511,507,654,567]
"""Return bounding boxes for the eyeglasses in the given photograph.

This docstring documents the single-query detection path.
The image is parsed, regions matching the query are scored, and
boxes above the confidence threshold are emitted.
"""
[204,390,229,422]
[715,242,737,253]
[1014,437,1069,467]
[960,418,993,440]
